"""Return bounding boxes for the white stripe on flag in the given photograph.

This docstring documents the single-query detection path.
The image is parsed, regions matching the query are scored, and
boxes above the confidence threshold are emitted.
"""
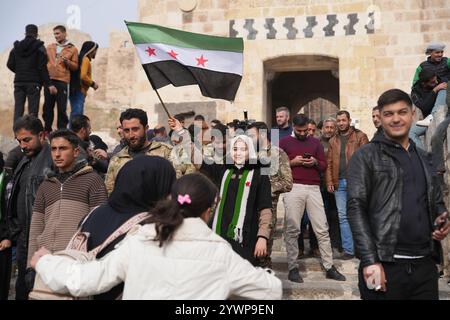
[135,43,243,76]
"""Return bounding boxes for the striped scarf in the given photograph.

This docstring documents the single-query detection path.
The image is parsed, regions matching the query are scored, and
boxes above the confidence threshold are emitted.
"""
[212,168,254,244]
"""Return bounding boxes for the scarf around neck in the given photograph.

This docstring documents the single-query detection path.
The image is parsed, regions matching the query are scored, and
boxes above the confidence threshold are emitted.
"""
[212,167,254,243]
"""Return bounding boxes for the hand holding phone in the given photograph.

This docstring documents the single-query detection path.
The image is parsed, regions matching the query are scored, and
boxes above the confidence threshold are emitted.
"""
[434,212,449,230]
[303,152,312,159]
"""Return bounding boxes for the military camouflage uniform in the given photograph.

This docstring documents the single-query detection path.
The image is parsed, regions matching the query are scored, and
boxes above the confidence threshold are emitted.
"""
[258,144,293,268]
[105,141,195,194]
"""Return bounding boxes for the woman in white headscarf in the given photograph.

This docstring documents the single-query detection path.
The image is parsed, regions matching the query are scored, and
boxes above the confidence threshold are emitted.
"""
[203,134,273,266]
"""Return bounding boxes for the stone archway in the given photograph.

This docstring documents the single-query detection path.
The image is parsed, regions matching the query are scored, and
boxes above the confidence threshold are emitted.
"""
[263,55,339,127]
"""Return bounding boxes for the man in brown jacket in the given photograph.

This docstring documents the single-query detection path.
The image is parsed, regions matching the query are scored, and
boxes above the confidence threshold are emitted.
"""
[43,25,78,133]
[326,110,369,259]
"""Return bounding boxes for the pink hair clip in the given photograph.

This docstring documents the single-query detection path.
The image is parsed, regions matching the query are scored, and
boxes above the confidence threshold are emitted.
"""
[177,194,191,205]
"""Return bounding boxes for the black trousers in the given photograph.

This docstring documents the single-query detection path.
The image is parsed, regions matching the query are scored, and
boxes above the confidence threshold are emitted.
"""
[0,248,12,300]
[13,82,41,123]
[15,237,29,300]
[43,80,69,132]
[358,257,439,300]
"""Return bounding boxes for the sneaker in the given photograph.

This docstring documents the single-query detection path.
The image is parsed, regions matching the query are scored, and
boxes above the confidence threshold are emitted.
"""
[339,253,355,260]
[326,265,346,281]
[416,114,433,127]
[288,267,304,283]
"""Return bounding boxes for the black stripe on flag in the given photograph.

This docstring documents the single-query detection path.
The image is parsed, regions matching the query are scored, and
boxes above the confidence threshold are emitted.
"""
[142,60,242,101]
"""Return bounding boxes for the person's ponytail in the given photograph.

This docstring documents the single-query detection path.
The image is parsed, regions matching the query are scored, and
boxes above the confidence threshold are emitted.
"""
[145,199,184,247]
[144,173,218,247]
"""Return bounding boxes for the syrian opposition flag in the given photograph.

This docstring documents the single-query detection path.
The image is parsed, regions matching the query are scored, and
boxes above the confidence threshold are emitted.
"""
[125,21,244,101]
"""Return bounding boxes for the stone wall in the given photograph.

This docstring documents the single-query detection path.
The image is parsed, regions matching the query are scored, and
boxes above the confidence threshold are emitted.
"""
[136,0,450,138]
[1,1,449,141]
[0,25,136,146]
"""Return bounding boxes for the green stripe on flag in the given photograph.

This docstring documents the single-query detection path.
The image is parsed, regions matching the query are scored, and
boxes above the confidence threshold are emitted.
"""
[226,170,249,240]
[125,21,243,53]
[215,169,234,236]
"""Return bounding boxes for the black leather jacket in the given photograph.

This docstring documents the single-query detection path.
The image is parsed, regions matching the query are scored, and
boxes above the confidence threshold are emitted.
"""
[347,134,446,268]
[2,143,52,243]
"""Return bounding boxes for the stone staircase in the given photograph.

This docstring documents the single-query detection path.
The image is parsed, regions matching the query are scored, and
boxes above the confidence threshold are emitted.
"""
[271,198,450,300]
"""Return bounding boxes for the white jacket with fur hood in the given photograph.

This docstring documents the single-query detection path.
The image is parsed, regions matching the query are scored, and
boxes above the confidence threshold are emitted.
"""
[35,217,282,300]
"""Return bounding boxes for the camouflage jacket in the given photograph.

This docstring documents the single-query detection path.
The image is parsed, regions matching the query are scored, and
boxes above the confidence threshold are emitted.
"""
[105,142,195,194]
[258,144,293,198]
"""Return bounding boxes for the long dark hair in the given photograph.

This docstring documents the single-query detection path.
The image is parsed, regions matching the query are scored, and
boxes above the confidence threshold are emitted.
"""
[70,41,99,93]
[145,173,218,247]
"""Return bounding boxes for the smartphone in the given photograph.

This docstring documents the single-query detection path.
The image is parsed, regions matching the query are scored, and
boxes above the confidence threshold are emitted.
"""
[303,153,312,159]
[434,212,449,230]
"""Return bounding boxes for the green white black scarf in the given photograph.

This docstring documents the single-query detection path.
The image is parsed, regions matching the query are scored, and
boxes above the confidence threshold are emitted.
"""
[212,168,254,243]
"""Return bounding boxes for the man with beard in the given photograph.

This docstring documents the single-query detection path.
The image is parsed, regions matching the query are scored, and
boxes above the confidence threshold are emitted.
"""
[371,106,383,140]
[319,118,342,256]
[0,115,52,299]
[70,114,109,175]
[326,111,369,260]
[105,108,188,194]
[280,114,345,283]
[273,107,293,142]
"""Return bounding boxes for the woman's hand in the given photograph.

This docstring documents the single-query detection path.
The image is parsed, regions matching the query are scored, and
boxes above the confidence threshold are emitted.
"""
[30,247,51,269]
[254,237,267,258]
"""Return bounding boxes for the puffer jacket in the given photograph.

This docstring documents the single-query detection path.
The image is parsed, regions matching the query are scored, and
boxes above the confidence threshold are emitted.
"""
[35,218,282,300]
[6,36,50,86]
[325,127,369,188]
[347,134,446,268]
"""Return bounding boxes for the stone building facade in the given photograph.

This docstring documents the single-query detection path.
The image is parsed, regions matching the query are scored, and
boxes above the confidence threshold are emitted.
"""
[136,0,450,138]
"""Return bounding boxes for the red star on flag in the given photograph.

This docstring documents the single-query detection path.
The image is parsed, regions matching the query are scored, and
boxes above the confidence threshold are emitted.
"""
[196,54,208,67]
[146,47,156,56]
[167,49,178,59]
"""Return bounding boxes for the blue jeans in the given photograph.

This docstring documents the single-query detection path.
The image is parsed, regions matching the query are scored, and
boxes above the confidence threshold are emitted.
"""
[334,178,354,255]
[69,90,86,122]
[409,89,447,150]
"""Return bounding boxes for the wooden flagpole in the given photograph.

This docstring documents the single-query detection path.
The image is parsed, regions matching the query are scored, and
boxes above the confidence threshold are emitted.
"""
[153,88,172,118]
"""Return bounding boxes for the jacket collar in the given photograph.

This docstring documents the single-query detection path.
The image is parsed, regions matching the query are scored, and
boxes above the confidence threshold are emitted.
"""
[47,163,92,182]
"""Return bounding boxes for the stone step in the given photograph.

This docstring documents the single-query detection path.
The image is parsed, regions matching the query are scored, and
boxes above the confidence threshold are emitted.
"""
[271,252,450,300]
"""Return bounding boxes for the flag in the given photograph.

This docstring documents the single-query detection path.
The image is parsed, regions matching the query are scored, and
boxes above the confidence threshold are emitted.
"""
[125,21,244,101]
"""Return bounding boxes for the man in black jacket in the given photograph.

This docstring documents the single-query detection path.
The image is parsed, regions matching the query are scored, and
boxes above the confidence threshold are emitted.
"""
[347,89,450,300]
[409,70,447,149]
[6,24,57,124]
[0,115,52,300]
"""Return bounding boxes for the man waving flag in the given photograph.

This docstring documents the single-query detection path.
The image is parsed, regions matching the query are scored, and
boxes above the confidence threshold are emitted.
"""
[125,21,244,101]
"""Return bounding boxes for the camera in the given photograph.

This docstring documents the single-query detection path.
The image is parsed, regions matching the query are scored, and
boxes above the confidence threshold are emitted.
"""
[230,110,255,131]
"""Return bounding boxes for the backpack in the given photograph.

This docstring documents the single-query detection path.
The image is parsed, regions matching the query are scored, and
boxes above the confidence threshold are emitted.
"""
[28,210,150,300]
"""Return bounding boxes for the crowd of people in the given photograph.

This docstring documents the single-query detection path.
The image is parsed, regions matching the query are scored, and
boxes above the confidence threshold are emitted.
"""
[0,24,450,300]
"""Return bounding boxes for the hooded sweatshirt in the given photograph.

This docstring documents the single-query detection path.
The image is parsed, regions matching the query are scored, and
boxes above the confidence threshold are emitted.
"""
[7,36,50,86]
